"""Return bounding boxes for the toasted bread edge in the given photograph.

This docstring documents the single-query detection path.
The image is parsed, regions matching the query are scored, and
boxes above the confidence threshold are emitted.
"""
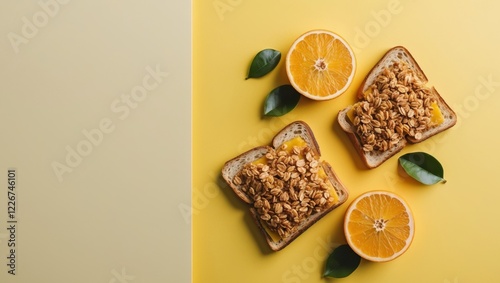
[341,46,456,168]
[221,120,349,251]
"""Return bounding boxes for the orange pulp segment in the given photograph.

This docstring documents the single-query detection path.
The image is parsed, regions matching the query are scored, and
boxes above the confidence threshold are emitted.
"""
[344,190,414,262]
[286,30,356,100]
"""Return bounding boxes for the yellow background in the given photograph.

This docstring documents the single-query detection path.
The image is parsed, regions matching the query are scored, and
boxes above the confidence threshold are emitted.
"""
[193,0,500,282]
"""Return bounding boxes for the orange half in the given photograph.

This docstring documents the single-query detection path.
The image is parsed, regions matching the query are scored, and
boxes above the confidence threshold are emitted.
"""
[286,30,356,100]
[344,191,415,262]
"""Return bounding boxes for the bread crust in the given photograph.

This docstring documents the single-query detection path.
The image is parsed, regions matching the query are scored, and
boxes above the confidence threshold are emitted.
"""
[338,46,457,168]
[221,146,270,204]
[406,87,457,143]
[357,46,427,99]
[221,121,349,251]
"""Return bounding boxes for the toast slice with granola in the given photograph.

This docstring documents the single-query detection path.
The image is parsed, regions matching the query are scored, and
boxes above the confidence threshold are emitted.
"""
[338,46,457,168]
[222,121,348,251]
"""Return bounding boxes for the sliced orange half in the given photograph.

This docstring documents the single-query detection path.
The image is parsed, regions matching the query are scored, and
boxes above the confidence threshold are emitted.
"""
[344,191,415,262]
[286,30,356,100]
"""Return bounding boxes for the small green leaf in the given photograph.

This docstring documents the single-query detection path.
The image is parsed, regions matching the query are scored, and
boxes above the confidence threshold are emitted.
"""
[398,152,446,185]
[246,49,281,79]
[323,244,361,278]
[263,85,301,117]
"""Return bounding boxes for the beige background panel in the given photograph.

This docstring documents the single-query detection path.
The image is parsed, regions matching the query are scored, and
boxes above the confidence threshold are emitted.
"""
[0,1,191,282]
[193,0,500,282]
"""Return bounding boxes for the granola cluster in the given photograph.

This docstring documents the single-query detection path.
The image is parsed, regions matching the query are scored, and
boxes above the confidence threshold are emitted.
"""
[353,61,438,152]
[233,143,335,238]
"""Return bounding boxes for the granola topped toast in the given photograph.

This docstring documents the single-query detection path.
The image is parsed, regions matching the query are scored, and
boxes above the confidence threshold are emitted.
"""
[338,46,457,168]
[221,121,348,251]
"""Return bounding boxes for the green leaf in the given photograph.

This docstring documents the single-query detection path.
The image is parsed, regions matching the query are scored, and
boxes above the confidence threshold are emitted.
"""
[263,85,301,117]
[398,152,446,185]
[246,49,281,79]
[323,244,361,278]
